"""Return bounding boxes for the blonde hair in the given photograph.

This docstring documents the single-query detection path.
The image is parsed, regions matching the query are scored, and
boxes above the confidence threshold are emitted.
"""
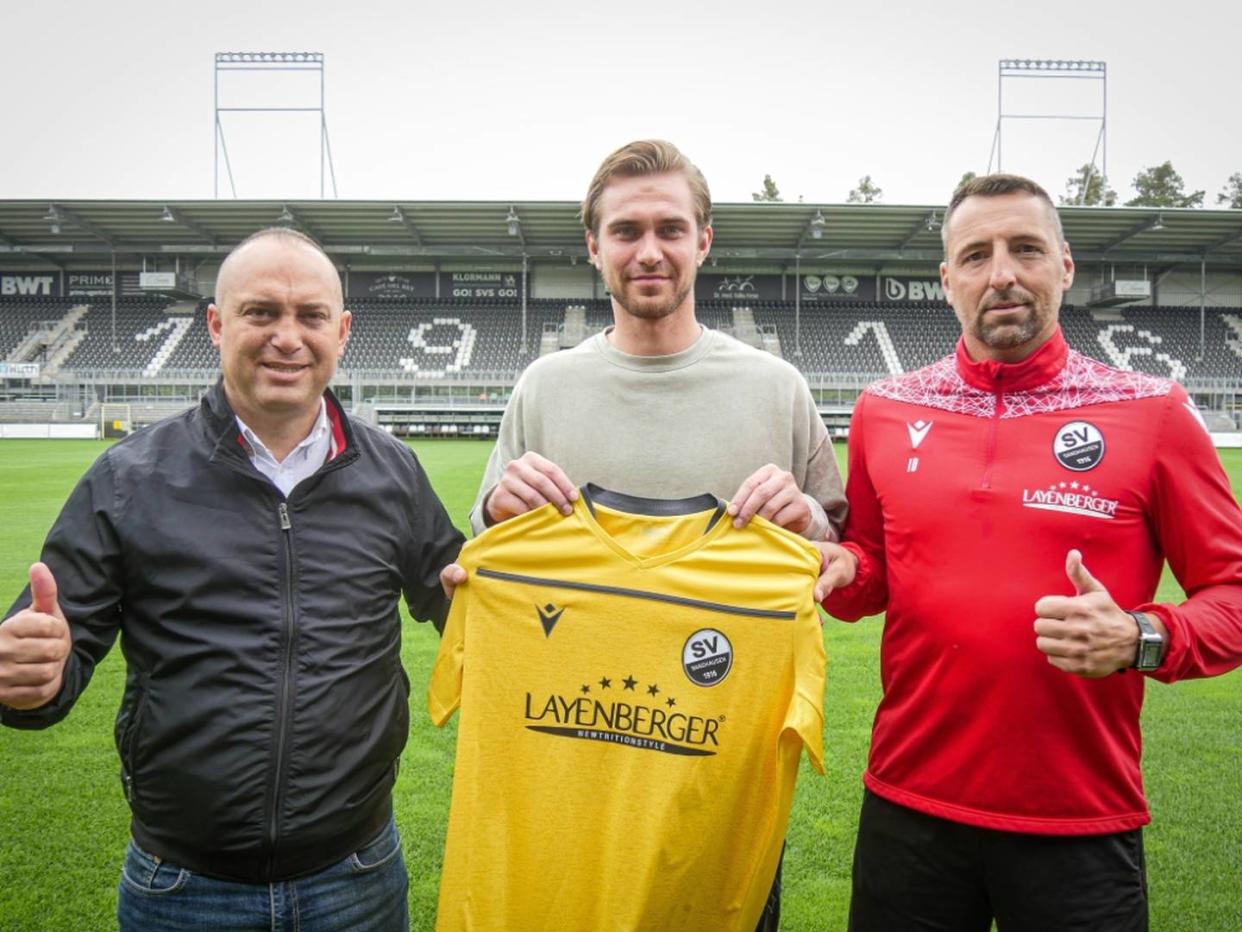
[581,139,712,234]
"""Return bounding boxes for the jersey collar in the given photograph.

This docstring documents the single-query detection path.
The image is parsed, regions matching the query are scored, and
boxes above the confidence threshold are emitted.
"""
[955,326,1068,394]
[581,483,726,527]
[576,484,730,570]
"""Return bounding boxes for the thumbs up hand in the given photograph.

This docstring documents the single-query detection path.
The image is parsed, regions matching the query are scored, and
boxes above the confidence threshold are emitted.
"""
[0,563,72,710]
[1064,549,1107,596]
[1032,550,1140,678]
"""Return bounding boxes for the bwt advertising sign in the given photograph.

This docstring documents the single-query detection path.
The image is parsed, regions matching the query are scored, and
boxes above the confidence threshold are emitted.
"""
[881,276,947,303]
[1,273,58,297]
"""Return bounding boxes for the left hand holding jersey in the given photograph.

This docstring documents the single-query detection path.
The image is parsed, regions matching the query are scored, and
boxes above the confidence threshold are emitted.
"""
[728,463,814,535]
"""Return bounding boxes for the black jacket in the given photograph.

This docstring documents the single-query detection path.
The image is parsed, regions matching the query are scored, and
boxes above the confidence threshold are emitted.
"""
[1,384,464,881]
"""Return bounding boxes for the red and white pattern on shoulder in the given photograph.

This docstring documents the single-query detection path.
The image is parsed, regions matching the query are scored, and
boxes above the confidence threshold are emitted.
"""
[867,350,1173,419]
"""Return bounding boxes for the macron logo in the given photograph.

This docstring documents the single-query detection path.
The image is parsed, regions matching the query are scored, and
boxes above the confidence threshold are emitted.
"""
[906,420,933,449]
[536,603,565,638]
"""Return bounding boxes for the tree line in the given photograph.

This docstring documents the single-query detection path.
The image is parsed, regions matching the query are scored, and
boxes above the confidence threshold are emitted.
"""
[751,166,1242,208]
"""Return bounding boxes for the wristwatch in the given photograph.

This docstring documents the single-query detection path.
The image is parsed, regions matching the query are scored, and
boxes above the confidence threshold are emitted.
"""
[1128,611,1165,672]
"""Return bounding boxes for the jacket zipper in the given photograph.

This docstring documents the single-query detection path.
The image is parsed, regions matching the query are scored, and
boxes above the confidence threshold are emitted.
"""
[121,685,149,804]
[211,429,356,875]
[267,500,296,876]
[980,373,1005,490]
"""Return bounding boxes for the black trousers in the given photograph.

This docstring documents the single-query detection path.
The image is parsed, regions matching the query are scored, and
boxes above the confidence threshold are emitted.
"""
[849,790,1148,932]
[755,844,783,932]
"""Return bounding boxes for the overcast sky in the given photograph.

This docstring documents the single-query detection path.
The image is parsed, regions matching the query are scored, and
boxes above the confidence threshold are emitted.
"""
[3,0,1239,207]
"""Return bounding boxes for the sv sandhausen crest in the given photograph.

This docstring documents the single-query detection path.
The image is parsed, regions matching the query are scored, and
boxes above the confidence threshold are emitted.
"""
[524,671,724,757]
[1053,420,1105,471]
[683,628,732,686]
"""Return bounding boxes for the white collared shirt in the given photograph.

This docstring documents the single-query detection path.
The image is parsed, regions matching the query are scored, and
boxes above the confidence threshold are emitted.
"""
[235,399,333,498]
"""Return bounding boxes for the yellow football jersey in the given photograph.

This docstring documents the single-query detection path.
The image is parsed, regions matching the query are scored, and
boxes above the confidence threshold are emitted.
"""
[430,485,826,932]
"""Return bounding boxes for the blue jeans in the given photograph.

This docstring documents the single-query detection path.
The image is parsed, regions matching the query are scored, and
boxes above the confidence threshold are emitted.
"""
[117,817,409,932]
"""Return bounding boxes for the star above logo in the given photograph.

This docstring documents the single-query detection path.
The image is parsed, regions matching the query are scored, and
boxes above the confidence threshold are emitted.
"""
[599,676,611,689]
[622,675,637,691]
[580,684,590,695]
[666,697,677,708]
[647,684,660,697]
[1048,481,1096,494]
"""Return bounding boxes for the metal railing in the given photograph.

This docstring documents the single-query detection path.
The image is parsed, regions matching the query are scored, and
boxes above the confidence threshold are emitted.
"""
[16,367,1240,417]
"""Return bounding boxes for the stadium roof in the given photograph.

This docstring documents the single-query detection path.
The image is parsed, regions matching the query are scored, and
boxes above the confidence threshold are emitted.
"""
[2,199,1240,270]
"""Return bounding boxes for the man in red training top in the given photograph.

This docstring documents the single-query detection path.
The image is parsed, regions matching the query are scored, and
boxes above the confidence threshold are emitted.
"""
[817,173,1242,931]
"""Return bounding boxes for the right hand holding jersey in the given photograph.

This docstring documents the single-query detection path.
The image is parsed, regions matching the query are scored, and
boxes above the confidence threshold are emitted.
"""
[813,542,859,603]
[0,563,71,710]
[440,563,467,600]
[727,463,813,534]
[484,452,577,524]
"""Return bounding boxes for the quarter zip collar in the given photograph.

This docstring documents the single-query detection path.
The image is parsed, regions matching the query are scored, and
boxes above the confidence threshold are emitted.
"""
[955,327,1068,394]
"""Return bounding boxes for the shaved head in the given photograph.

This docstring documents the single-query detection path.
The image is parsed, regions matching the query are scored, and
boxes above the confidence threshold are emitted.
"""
[206,226,350,453]
[215,228,341,309]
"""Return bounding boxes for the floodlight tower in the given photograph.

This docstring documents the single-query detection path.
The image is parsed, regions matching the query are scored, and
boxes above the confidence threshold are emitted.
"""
[988,59,1107,201]
[213,51,339,198]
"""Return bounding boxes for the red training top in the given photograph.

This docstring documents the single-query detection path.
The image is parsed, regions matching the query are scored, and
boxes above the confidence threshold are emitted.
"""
[825,328,1242,834]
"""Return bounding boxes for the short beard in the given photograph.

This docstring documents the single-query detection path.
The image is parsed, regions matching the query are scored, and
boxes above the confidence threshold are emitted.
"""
[974,291,1049,350]
[975,312,1043,350]
[614,282,693,321]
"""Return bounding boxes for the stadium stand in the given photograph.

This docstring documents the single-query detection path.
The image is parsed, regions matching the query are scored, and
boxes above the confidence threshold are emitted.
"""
[158,311,217,372]
[0,298,85,362]
[4,297,1240,384]
[0,399,83,422]
[752,301,962,376]
[340,298,569,376]
[57,298,181,374]
[1060,305,1242,384]
[749,302,1242,383]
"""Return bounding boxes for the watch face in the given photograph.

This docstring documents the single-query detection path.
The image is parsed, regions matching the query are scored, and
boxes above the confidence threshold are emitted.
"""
[1130,612,1164,671]
[1136,636,1164,671]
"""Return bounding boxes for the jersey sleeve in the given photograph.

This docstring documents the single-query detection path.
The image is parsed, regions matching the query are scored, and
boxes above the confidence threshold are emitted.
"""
[787,599,826,775]
[428,584,468,725]
[1142,386,1242,683]
[821,393,890,621]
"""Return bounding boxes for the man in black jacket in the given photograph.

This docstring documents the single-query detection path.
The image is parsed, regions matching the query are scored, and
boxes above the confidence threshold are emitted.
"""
[0,228,464,931]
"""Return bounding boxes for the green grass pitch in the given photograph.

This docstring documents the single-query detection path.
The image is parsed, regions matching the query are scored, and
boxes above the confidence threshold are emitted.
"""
[1,439,1240,931]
